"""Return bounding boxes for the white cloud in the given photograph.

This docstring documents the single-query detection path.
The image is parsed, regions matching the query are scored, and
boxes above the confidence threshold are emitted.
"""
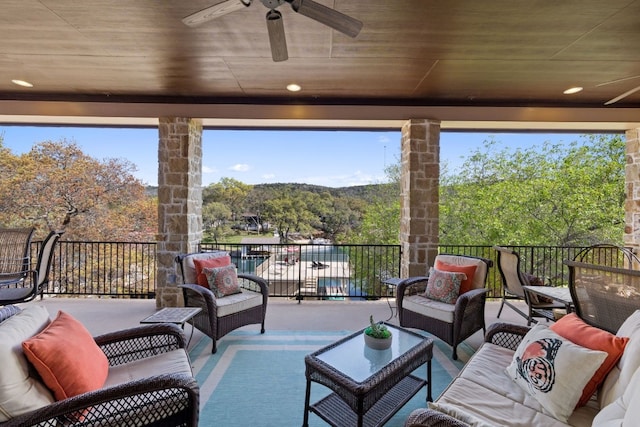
[303,171,388,187]
[202,165,215,174]
[262,173,276,180]
[229,163,250,172]
[378,135,391,143]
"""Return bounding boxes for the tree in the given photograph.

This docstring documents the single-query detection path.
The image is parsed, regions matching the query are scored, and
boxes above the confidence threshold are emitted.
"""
[203,178,252,222]
[352,163,401,244]
[440,135,625,246]
[202,202,232,243]
[262,190,319,242]
[0,139,156,240]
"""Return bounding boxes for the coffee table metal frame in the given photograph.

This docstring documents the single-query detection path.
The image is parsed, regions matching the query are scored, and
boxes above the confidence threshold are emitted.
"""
[303,323,433,427]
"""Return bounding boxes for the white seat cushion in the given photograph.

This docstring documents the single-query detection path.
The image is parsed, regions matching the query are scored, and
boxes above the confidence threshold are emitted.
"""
[403,294,455,323]
[215,289,264,318]
[104,349,192,388]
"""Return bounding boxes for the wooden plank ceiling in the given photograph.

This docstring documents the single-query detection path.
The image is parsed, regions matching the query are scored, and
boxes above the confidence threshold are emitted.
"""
[0,0,639,128]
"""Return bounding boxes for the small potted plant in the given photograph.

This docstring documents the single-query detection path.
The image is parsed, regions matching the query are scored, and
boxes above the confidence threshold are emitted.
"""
[363,315,392,350]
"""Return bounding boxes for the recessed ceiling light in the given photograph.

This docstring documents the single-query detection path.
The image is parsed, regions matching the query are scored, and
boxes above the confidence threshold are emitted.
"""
[11,79,33,88]
[563,86,583,94]
[286,83,301,92]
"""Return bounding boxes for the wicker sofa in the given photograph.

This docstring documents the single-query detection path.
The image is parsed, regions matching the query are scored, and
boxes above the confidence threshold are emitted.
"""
[0,304,199,427]
[404,310,640,427]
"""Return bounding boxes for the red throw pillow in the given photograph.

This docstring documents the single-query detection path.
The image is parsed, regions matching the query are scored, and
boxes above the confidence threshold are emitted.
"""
[193,255,231,288]
[434,260,478,295]
[550,313,629,407]
[22,311,109,401]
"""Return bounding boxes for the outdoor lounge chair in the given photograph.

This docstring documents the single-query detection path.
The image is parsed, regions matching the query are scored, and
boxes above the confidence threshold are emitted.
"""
[494,245,566,325]
[0,230,63,306]
[396,254,493,360]
[0,227,35,288]
[175,251,269,354]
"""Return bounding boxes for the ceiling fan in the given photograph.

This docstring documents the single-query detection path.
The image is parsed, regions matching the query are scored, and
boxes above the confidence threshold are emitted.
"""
[597,75,640,105]
[182,0,363,62]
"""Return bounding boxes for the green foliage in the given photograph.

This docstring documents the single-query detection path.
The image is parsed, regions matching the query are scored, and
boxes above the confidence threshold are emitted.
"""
[440,135,625,246]
[0,138,155,240]
[364,315,391,339]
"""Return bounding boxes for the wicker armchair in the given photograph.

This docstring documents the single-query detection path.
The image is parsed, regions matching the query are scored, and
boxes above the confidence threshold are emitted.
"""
[396,254,493,360]
[0,305,199,427]
[0,231,62,306]
[175,251,268,354]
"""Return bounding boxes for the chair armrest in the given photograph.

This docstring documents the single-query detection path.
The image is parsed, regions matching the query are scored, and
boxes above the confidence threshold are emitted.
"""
[404,408,470,427]
[95,323,186,366]
[484,322,530,351]
[1,373,199,427]
[237,273,269,296]
[453,287,489,317]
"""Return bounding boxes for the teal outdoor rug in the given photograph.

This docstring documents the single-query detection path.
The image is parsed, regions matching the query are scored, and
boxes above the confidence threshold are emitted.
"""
[188,330,473,426]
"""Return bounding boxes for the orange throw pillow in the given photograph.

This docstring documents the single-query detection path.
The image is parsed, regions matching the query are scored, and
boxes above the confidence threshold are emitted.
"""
[550,313,629,407]
[22,311,109,401]
[434,260,478,294]
[194,255,231,288]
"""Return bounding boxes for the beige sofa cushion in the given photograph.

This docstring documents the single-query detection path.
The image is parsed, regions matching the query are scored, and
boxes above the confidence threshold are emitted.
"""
[599,310,640,408]
[593,366,640,427]
[435,342,598,427]
[0,305,54,421]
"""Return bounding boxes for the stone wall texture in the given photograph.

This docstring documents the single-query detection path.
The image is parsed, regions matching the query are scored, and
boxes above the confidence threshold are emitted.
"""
[400,119,440,278]
[156,117,203,307]
[624,128,640,267]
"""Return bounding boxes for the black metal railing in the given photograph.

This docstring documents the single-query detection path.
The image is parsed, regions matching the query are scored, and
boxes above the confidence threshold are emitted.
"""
[200,243,402,300]
[38,240,157,298]
[17,240,632,300]
[441,244,633,298]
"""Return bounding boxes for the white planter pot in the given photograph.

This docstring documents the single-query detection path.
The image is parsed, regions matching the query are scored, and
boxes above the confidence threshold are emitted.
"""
[364,331,392,350]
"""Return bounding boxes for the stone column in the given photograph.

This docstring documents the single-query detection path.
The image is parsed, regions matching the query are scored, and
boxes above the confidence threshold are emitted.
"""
[624,128,640,269]
[400,119,441,278]
[156,117,203,307]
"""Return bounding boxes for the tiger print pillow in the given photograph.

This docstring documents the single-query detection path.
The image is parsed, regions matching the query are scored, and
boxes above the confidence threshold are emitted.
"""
[505,324,607,422]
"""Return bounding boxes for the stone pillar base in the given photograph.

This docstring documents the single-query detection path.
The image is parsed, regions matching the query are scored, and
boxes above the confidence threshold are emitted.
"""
[156,286,184,309]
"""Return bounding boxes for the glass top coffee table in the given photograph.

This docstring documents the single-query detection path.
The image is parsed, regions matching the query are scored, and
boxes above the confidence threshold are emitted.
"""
[303,323,433,427]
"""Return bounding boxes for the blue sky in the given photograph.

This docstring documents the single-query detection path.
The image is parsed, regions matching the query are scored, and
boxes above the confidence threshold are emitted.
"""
[0,126,594,187]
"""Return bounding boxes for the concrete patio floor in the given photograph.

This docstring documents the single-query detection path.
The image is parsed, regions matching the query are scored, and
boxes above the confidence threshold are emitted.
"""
[19,296,532,352]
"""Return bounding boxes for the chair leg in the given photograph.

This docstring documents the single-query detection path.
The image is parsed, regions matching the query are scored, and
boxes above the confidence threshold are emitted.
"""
[497,298,505,318]
[211,340,217,354]
[452,345,458,361]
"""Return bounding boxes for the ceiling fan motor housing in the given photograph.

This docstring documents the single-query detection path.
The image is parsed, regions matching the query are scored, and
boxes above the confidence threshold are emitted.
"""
[260,0,285,9]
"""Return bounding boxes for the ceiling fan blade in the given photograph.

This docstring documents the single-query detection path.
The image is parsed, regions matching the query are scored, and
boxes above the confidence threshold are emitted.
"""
[182,0,250,27]
[266,9,288,62]
[287,0,362,38]
[604,85,640,105]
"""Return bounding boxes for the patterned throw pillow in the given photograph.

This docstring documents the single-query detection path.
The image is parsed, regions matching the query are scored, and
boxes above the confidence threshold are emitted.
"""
[423,267,466,304]
[505,324,608,422]
[203,265,241,298]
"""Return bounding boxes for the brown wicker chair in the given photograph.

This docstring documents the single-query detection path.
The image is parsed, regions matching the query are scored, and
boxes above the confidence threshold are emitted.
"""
[0,230,62,306]
[396,254,493,360]
[0,305,199,427]
[175,251,268,354]
[0,227,35,289]
[494,245,565,325]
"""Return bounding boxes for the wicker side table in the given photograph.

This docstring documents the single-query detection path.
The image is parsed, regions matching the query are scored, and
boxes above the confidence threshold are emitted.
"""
[303,323,433,427]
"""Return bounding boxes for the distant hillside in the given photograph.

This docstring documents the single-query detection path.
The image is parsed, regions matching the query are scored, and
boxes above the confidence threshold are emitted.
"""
[145,182,393,202]
[253,183,391,202]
